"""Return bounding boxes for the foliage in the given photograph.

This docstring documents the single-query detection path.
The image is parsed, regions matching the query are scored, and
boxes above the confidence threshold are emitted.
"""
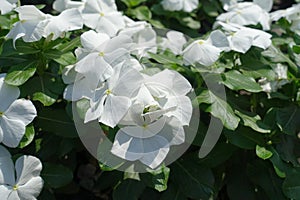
[0,0,300,199]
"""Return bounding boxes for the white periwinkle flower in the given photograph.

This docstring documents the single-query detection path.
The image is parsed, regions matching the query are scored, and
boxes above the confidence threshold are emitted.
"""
[0,74,37,148]
[270,3,300,22]
[119,17,157,58]
[111,69,193,169]
[161,0,199,12]
[217,2,271,30]
[81,0,125,37]
[74,30,132,90]
[0,0,17,15]
[183,30,229,66]
[0,145,43,199]
[6,5,83,46]
[84,61,144,127]
[216,22,272,53]
[159,30,187,55]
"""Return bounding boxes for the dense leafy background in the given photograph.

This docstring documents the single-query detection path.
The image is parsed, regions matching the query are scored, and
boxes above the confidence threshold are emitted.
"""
[0,0,300,199]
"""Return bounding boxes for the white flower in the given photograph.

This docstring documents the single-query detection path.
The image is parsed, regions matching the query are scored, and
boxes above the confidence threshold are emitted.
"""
[84,61,143,127]
[6,5,83,46]
[270,3,300,22]
[183,30,229,66]
[53,0,86,12]
[81,0,125,37]
[216,22,272,53]
[0,145,43,200]
[0,0,17,15]
[159,30,187,55]
[258,64,289,93]
[111,69,192,169]
[6,5,50,45]
[74,30,132,92]
[161,0,199,12]
[43,8,83,40]
[0,74,37,148]
[119,18,157,58]
[217,2,271,30]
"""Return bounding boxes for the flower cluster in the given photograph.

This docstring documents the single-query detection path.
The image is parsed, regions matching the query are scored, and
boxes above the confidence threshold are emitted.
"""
[6,5,83,46]
[63,27,193,168]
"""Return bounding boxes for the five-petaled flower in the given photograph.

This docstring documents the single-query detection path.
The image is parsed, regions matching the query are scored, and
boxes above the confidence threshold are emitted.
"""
[0,145,43,200]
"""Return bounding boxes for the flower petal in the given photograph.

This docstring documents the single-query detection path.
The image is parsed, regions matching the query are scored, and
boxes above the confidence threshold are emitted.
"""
[0,157,15,186]
[99,95,131,128]
[0,74,20,112]
[145,69,192,96]
[17,176,43,200]
[111,132,143,161]
[7,190,20,200]
[80,30,110,52]
[139,135,170,169]
[4,99,37,126]
[163,96,192,126]
[0,185,12,200]
[44,8,83,39]
[121,117,166,139]
[15,155,42,185]
[0,116,25,148]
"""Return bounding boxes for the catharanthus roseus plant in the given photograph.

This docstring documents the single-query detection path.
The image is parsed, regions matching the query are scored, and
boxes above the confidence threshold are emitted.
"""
[0,0,300,199]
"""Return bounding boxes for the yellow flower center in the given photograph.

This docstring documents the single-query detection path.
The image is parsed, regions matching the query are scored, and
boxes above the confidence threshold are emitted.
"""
[0,111,3,117]
[13,185,18,191]
[100,12,105,17]
[99,52,105,57]
[105,89,111,95]
[198,40,205,45]
[142,124,148,129]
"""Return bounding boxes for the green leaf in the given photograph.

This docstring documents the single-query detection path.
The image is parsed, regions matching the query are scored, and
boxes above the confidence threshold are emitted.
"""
[292,45,300,54]
[130,6,152,21]
[18,125,35,148]
[113,179,145,200]
[283,169,300,199]
[148,52,183,65]
[276,106,300,135]
[172,158,214,199]
[42,163,73,189]
[235,110,271,133]
[161,183,188,200]
[33,92,56,106]
[121,0,147,7]
[53,52,76,66]
[199,142,237,167]
[262,45,298,73]
[224,127,265,149]
[247,159,286,200]
[141,165,170,192]
[222,70,262,93]
[180,17,201,29]
[5,62,37,86]
[57,37,81,53]
[198,90,240,130]
[256,145,273,160]
[36,108,78,138]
